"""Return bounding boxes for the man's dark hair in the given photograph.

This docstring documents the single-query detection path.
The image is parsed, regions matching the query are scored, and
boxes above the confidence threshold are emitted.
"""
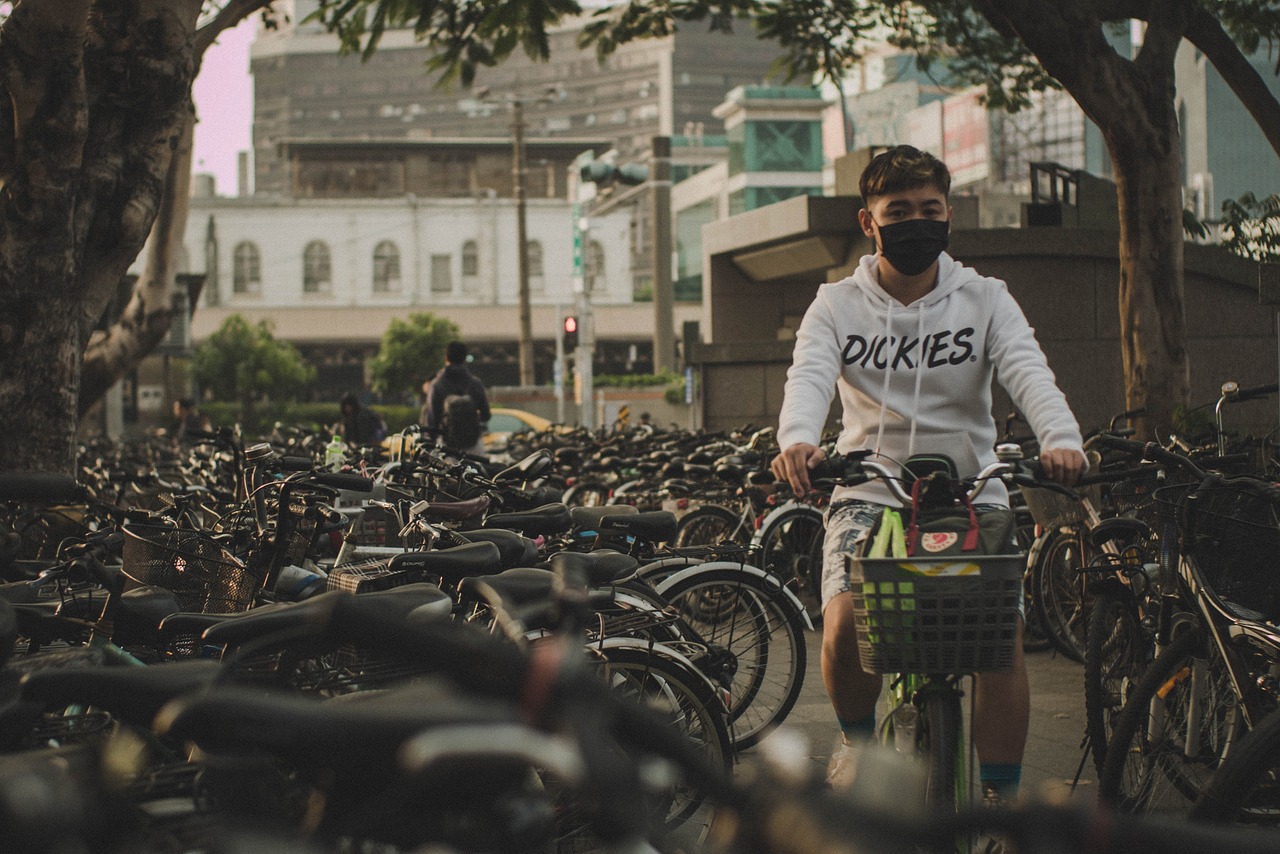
[446,341,468,363]
[177,398,194,410]
[859,145,951,201]
[340,392,359,411]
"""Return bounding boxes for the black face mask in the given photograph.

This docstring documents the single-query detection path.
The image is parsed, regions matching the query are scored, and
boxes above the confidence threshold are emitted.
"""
[874,218,950,277]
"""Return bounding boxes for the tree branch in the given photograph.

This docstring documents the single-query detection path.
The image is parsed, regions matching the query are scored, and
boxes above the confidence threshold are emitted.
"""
[1132,0,1192,75]
[1184,4,1280,160]
[195,0,274,61]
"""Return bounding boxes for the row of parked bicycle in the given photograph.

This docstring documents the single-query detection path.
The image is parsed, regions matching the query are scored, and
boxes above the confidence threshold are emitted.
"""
[2,377,1279,852]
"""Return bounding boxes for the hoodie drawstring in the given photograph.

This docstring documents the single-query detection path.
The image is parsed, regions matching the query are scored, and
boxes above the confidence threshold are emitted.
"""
[908,305,925,456]
[873,301,894,456]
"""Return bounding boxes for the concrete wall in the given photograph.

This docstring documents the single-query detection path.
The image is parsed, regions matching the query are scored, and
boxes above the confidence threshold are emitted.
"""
[693,214,1278,439]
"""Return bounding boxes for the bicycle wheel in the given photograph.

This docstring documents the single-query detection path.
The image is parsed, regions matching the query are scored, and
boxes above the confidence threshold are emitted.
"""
[1031,527,1090,662]
[563,481,610,507]
[917,689,962,811]
[1190,704,1280,826]
[1084,588,1150,778]
[673,504,744,548]
[660,568,807,750]
[581,645,731,846]
[755,507,825,623]
[1098,629,1239,814]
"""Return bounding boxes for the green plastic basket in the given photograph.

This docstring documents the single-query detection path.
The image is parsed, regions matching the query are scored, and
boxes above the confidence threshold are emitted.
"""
[847,554,1024,675]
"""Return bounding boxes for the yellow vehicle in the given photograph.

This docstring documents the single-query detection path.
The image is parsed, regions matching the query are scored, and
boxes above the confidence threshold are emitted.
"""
[483,407,554,452]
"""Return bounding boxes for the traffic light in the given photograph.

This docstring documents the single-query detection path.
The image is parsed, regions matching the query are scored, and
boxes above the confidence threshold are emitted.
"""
[579,160,648,186]
[562,315,579,350]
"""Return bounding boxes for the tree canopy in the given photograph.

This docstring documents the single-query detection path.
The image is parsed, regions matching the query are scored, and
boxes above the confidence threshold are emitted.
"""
[369,312,461,399]
[191,314,315,424]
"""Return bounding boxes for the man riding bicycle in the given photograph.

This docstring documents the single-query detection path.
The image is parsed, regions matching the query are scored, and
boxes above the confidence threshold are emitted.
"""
[770,146,1086,815]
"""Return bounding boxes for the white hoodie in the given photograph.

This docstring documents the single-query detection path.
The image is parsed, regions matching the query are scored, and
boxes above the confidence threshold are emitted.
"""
[777,251,1084,507]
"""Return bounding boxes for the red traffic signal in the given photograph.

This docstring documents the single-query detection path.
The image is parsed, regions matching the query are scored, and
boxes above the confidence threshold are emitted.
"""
[563,315,579,349]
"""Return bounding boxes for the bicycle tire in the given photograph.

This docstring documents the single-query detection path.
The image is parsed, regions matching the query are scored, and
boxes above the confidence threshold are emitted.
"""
[917,690,962,811]
[1031,527,1089,662]
[673,504,745,548]
[755,507,825,623]
[1084,588,1150,779]
[587,645,731,844]
[659,567,807,750]
[1098,628,1238,813]
[563,481,610,507]
[1190,704,1280,826]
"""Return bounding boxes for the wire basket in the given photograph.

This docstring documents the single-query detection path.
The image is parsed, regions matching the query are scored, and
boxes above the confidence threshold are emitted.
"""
[122,522,262,614]
[1169,482,1280,620]
[1105,466,1163,523]
[847,554,1024,674]
[1019,486,1085,530]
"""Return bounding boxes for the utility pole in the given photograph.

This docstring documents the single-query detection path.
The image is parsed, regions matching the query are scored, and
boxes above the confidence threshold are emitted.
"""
[651,136,675,373]
[512,99,534,386]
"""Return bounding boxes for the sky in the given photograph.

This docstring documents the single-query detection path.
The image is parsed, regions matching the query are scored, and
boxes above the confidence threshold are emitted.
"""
[192,17,257,196]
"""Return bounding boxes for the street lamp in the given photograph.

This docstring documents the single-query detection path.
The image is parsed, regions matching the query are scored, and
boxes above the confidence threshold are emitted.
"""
[477,86,559,387]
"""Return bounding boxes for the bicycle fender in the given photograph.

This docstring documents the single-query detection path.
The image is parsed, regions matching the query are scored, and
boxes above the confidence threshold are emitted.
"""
[654,561,814,631]
[748,501,819,548]
[594,636,728,710]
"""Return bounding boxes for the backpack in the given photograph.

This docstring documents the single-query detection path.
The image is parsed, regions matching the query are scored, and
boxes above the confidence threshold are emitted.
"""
[442,392,482,449]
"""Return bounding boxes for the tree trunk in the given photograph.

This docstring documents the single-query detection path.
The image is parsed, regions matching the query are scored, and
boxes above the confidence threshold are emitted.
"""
[78,112,195,417]
[0,1,203,474]
[986,1,1192,439]
[1109,131,1188,439]
[76,0,272,419]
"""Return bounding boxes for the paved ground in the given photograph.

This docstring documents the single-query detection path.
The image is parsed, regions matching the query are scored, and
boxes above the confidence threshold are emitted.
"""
[752,627,1096,803]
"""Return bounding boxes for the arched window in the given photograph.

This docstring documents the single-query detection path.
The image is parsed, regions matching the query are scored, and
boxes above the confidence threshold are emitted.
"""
[372,240,400,292]
[232,241,261,294]
[585,240,605,291]
[303,241,332,293]
[461,240,479,277]
[527,240,545,293]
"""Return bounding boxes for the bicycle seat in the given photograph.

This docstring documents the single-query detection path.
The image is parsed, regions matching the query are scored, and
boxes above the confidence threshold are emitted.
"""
[570,505,638,530]
[456,529,539,569]
[394,541,504,585]
[548,549,640,586]
[597,510,678,544]
[418,495,491,522]
[1088,516,1152,549]
[21,659,222,728]
[483,503,573,537]
[459,567,555,608]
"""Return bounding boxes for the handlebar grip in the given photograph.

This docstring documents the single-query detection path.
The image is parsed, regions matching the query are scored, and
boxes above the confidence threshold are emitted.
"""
[1231,382,1279,402]
[1092,433,1149,456]
[312,472,374,492]
[277,456,314,472]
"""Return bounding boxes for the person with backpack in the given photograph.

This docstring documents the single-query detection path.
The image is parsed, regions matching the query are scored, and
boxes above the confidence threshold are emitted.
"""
[423,341,491,455]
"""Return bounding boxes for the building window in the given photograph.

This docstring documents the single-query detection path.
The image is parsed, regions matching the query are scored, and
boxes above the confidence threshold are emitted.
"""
[232,242,261,294]
[461,240,479,277]
[527,240,544,293]
[372,241,401,292]
[431,254,453,293]
[303,241,332,293]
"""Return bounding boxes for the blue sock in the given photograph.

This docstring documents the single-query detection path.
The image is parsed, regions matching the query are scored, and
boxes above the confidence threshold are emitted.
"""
[837,713,876,741]
[979,762,1022,801]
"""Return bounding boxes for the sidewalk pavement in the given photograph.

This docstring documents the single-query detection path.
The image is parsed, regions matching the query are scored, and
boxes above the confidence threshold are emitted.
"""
[754,628,1095,803]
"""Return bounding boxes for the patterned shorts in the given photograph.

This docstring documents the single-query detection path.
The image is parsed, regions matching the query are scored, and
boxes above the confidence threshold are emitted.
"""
[820,500,1021,614]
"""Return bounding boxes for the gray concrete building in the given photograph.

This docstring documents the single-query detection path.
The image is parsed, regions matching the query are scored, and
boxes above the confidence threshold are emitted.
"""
[250,3,788,197]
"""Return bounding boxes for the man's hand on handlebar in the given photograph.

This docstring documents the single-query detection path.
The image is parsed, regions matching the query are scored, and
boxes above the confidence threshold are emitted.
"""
[1038,447,1085,487]
[771,442,827,495]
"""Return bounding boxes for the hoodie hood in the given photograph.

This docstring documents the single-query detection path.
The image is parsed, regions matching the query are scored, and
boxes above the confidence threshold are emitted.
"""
[776,250,1084,507]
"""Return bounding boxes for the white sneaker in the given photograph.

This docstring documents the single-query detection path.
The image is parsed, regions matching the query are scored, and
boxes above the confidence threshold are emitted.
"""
[825,734,862,789]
